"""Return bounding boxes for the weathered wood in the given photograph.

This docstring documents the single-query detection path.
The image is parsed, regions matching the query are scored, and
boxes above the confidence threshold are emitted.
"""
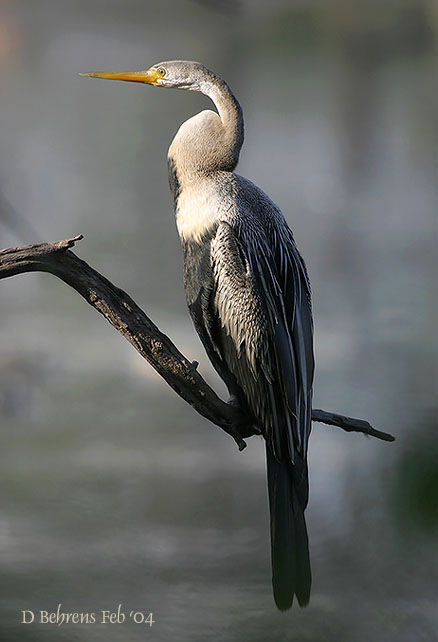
[0,236,395,448]
[311,409,394,442]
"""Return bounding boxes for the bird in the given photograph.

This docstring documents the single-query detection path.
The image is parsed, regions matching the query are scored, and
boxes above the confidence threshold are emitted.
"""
[82,61,315,610]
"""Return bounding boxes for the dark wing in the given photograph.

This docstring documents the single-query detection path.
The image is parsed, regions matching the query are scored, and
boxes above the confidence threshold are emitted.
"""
[185,218,314,607]
[209,220,314,466]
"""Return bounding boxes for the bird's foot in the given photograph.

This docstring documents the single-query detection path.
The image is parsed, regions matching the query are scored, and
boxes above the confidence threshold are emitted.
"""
[227,395,261,438]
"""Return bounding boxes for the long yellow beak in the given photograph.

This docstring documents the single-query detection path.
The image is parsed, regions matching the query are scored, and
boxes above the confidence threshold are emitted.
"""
[80,68,161,85]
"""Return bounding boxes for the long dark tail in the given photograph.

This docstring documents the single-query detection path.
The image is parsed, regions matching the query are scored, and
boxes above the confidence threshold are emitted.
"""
[266,444,311,610]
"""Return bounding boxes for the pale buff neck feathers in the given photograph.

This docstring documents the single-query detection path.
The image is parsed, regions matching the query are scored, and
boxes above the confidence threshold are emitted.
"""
[168,72,244,243]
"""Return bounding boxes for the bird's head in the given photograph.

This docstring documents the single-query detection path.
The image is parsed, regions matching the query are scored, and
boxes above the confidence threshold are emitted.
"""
[81,60,211,91]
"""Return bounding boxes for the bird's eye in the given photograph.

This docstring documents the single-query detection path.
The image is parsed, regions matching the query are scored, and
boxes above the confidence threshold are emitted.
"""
[158,68,166,76]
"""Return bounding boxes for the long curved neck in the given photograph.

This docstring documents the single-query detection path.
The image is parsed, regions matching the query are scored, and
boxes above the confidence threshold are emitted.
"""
[200,74,244,169]
[168,71,244,181]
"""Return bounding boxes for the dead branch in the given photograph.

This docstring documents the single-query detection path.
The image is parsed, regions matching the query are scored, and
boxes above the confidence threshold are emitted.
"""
[0,236,395,449]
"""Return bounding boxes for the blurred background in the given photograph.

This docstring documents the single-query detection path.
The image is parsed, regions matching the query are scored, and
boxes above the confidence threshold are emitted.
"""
[0,1,437,640]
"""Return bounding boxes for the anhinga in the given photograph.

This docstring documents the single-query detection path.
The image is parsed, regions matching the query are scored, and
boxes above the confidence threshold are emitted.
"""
[82,61,314,610]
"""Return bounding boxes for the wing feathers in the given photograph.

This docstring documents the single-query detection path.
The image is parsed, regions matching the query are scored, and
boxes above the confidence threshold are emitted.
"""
[210,220,313,462]
[185,212,314,608]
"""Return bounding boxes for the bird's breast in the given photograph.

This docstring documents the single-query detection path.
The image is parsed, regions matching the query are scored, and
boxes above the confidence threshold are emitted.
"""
[175,180,225,244]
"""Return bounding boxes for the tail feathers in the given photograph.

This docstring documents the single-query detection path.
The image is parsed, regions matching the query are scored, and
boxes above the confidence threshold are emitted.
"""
[266,445,311,610]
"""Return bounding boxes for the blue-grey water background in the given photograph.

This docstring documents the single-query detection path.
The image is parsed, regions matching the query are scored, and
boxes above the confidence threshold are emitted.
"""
[0,1,436,640]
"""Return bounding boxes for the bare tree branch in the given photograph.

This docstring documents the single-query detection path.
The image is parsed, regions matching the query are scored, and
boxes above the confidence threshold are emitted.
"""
[311,409,394,442]
[0,236,395,449]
